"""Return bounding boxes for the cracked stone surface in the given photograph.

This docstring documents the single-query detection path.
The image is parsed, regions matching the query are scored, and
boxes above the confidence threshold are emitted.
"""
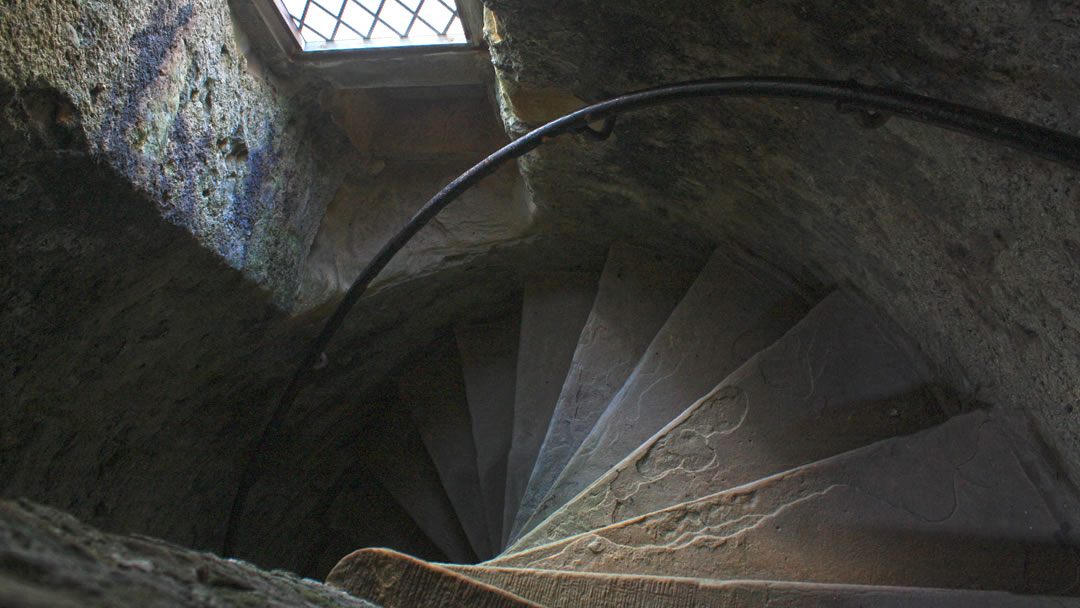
[490,410,1080,596]
[328,548,539,608]
[508,243,700,543]
[0,499,379,608]
[450,566,1080,608]
[484,0,1080,496]
[398,332,492,560]
[502,272,600,544]
[456,303,522,554]
[508,291,951,552]
[514,248,810,540]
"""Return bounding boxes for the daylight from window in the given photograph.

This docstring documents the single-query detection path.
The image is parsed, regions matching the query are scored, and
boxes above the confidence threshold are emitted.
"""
[280,0,467,51]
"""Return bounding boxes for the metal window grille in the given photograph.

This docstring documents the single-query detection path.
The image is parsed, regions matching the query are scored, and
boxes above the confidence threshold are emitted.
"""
[280,0,467,50]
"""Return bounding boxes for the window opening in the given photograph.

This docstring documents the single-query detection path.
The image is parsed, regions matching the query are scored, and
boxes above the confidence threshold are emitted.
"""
[280,0,468,51]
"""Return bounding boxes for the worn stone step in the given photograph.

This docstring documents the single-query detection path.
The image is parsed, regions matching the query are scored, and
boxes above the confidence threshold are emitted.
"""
[507,243,700,544]
[398,331,493,559]
[502,272,600,545]
[512,248,809,542]
[456,302,522,553]
[447,566,1080,607]
[506,291,950,553]
[327,548,542,608]
[488,410,1080,596]
[359,400,478,564]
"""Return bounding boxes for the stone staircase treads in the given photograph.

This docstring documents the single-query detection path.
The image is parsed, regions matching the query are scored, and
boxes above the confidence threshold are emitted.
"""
[456,303,522,553]
[327,548,542,608]
[513,248,809,541]
[507,243,699,543]
[305,457,451,577]
[446,566,1080,607]
[358,401,477,563]
[399,332,492,559]
[502,272,600,545]
[507,291,949,552]
[488,410,1080,596]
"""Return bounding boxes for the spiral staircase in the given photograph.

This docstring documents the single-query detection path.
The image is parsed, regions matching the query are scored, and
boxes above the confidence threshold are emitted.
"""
[314,241,1080,607]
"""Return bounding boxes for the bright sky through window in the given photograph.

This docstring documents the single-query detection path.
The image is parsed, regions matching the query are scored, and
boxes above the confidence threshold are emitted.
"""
[280,0,467,51]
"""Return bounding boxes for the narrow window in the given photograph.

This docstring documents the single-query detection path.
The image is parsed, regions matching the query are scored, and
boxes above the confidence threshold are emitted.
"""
[277,0,468,52]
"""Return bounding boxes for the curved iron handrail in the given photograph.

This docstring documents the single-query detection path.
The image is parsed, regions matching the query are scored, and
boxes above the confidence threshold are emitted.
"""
[222,76,1080,557]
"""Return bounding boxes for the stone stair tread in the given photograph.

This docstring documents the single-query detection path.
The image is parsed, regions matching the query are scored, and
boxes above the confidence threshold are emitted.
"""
[488,410,1080,596]
[512,248,809,542]
[359,401,478,564]
[446,566,1080,607]
[327,548,542,608]
[503,272,601,545]
[456,303,522,553]
[507,243,699,543]
[507,290,949,553]
[399,332,492,559]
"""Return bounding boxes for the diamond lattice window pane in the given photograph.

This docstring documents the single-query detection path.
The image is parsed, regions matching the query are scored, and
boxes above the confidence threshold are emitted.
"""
[339,2,376,39]
[282,0,307,20]
[303,4,339,38]
[445,15,464,37]
[319,0,346,17]
[299,24,328,41]
[417,0,454,34]
[368,19,401,42]
[379,2,414,35]
[282,0,468,50]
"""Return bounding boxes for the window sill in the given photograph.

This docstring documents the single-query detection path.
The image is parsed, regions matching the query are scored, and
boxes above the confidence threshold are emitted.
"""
[229,0,491,89]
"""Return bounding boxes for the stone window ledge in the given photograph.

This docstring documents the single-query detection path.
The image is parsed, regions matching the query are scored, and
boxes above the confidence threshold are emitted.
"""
[229,0,490,88]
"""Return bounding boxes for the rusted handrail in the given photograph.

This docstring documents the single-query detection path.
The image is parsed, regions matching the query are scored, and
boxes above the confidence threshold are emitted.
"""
[222,76,1080,557]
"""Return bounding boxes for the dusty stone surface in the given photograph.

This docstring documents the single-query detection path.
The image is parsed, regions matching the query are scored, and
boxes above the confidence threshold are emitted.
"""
[328,548,540,608]
[508,291,953,552]
[296,88,535,312]
[508,243,701,543]
[502,271,600,543]
[0,498,380,608]
[482,0,1080,492]
[456,304,522,552]
[515,248,810,539]
[398,332,492,560]
[0,0,351,307]
[490,410,1080,595]
[0,148,545,577]
[451,566,1080,608]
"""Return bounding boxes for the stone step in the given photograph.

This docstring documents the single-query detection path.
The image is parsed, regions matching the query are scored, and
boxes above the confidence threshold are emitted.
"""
[327,548,542,608]
[447,566,1080,607]
[506,243,700,544]
[456,302,522,553]
[506,291,950,553]
[511,248,809,542]
[502,272,600,545]
[306,456,450,578]
[359,399,478,564]
[487,410,1080,596]
[398,331,492,559]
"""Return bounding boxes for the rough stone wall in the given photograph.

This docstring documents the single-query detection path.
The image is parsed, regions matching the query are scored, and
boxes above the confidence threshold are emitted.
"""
[482,0,1080,489]
[296,87,535,311]
[0,498,381,607]
[0,0,531,577]
[0,0,350,307]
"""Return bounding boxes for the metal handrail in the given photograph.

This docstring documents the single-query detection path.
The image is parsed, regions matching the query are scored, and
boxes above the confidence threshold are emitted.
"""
[222,76,1080,557]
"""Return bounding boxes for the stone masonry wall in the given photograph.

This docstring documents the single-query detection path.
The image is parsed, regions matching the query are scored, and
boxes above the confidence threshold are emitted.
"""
[0,0,350,307]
